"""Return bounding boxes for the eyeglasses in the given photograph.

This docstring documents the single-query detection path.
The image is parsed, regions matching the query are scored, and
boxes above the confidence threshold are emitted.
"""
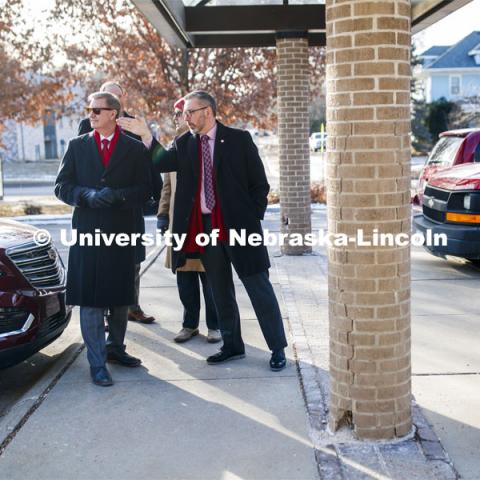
[183,106,208,117]
[86,107,115,115]
[173,111,183,119]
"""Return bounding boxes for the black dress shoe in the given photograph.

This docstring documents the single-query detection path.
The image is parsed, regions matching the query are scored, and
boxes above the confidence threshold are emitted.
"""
[107,349,142,367]
[90,366,113,387]
[270,349,287,372]
[207,349,245,365]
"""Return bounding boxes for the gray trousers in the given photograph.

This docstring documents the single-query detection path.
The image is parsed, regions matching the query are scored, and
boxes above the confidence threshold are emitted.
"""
[80,305,128,367]
[129,263,141,312]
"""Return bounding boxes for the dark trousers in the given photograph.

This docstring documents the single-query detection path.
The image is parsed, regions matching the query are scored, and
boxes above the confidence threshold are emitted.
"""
[80,305,128,367]
[200,215,287,353]
[129,263,141,311]
[177,270,218,330]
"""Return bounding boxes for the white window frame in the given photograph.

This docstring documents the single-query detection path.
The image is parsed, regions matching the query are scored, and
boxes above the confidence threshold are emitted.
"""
[450,75,462,96]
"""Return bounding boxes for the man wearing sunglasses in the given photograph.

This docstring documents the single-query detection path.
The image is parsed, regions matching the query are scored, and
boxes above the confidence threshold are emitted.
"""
[118,91,288,372]
[78,81,159,326]
[56,91,150,386]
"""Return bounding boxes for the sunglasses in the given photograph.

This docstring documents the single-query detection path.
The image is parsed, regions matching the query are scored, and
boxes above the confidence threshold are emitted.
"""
[86,107,115,115]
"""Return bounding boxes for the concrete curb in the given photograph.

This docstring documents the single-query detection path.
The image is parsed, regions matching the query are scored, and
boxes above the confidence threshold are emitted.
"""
[3,179,56,186]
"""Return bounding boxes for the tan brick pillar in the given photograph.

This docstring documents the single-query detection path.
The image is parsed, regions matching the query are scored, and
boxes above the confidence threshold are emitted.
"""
[276,34,312,255]
[326,0,412,440]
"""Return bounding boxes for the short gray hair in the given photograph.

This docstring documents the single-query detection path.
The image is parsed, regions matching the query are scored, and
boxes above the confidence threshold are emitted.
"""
[88,91,121,118]
[184,90,217,116]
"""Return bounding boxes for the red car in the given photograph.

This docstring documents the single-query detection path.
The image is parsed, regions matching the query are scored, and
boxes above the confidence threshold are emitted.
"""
[0,219,72,368]
[412,128,480,207]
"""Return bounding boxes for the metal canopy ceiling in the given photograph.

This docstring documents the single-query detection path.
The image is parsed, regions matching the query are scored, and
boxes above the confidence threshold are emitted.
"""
[411,0,474,34]
[132,0,474,49]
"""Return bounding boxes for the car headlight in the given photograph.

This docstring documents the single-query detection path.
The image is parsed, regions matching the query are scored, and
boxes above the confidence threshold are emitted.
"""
[463,193,480,211]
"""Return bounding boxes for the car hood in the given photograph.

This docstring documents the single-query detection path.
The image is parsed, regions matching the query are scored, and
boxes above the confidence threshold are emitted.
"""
[0,219,39,249]
[429,162,480,191]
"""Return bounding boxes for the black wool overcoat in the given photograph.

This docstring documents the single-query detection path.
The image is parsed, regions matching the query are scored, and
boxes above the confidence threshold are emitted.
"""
[55,131,149,307]
[78,115,162,264]
[152,122,271,278]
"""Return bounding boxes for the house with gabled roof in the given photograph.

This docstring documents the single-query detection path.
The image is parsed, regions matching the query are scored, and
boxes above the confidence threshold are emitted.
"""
[419,31,480,102]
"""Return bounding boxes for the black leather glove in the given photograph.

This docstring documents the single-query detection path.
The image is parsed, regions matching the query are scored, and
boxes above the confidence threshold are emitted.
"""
[157,214,169,234]
[81,189,111,208]
[97,187,123,207]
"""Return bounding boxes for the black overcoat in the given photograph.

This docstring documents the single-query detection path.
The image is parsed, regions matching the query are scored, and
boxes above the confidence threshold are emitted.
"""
[78,115,162,264]
[55,131,149,307]
[152,122,271,277]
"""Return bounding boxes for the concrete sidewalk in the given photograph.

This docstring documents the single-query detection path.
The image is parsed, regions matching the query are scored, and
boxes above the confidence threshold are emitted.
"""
[0,208,461,480]
[0,236,318,480]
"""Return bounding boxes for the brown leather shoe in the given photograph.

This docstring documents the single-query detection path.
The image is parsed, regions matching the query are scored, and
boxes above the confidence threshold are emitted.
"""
[128,308,155,324]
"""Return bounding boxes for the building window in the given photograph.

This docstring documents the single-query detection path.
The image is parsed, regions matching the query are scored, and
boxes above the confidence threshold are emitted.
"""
[450,75,461,96]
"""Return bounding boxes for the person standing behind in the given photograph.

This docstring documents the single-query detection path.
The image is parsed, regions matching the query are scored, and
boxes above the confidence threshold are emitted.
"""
[78,80,158,325]
[157,98,221,344]
[56,92,149,386]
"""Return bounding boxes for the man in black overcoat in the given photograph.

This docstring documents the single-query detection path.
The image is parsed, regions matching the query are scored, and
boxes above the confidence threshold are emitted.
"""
[118,91,288,371]
[56,91,149,386]
[78,81,159,324]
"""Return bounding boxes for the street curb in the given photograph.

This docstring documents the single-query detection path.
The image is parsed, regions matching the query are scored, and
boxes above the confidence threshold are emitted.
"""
[3,179,56,186]
[12,214,161,224]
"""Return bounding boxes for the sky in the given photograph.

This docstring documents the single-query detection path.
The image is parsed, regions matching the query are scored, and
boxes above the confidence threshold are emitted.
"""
[413,0,480,53]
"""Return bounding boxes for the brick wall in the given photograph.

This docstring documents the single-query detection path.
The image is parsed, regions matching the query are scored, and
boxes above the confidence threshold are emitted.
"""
[326,0,412,440]
[277,35,312,255]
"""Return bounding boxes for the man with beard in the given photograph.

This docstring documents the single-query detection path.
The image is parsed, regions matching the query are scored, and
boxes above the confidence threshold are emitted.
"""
[118,91,287,371]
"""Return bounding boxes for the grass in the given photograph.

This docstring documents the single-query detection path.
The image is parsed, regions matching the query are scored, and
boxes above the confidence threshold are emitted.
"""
[0,201,72,217]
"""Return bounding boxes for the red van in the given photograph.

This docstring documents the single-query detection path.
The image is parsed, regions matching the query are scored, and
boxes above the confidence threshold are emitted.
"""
[0,219,71,368]
[412,128,480,207]
[413,161,480,260]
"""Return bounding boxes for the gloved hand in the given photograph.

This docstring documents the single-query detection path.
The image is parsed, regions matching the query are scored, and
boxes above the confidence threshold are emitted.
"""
[157,214,169,234]
[81,189,111,208]
[97,187,124,207]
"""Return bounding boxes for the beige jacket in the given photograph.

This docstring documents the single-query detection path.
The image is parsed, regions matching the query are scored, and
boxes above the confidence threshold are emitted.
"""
[158,172,204,272]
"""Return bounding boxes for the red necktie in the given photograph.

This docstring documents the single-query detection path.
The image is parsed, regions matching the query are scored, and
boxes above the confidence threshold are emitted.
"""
[101,138,110,167]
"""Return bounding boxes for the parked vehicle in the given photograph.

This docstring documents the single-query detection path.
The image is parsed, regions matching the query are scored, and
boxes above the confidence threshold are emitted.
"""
[412,128,480,206]
[309,132,327,152]
[0,219,71,368]
[413,161,480,260]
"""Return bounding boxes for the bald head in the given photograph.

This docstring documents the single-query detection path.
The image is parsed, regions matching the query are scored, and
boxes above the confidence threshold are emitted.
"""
[100,81,126,109]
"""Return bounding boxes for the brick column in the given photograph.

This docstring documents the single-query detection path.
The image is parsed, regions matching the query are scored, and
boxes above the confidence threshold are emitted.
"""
[276,33,312,255]
[326,0,412,440]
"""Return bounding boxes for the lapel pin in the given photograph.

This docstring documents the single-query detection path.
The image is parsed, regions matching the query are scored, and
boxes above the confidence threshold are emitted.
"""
[220,139,224,143]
